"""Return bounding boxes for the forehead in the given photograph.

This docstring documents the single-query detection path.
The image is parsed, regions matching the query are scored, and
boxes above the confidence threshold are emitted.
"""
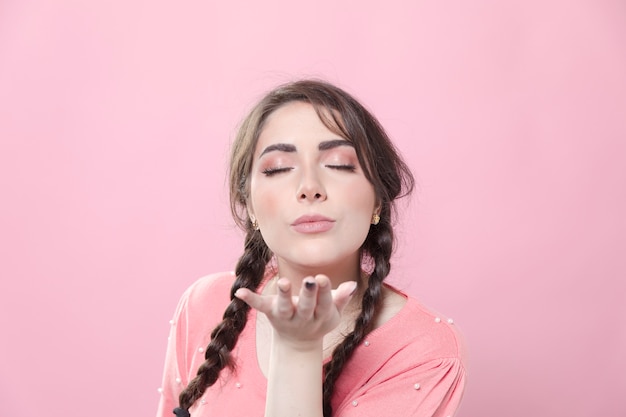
[256,102,344,150]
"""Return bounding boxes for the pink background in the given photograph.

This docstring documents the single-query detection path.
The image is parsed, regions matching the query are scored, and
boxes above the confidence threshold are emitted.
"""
[1,1,625,416]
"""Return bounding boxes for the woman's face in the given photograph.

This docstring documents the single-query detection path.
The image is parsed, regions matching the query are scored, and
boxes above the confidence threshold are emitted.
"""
[248,102,378,275]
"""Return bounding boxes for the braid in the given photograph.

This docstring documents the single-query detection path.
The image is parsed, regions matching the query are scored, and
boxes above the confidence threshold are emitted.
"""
[322,218,394,416]
[177,230,271,411]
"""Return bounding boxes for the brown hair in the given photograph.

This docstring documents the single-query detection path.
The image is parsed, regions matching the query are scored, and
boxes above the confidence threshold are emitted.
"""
[178,79,414,416]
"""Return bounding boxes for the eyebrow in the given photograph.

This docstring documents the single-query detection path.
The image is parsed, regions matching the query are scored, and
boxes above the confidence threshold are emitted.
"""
[318,139,354,151]
[259,143,296,157]
[259,139,353,158]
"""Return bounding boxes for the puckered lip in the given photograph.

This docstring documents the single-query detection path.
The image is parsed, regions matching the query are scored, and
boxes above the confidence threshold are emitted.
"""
[291,214,335,226]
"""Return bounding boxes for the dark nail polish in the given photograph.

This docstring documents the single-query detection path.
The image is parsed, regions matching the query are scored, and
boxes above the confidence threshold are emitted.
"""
[304,281,316,290]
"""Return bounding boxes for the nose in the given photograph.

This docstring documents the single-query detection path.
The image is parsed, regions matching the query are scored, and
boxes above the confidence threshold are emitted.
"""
[297,168,327,202]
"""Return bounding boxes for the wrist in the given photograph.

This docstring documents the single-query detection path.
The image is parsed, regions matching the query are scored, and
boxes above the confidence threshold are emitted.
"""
[271,332,324,355]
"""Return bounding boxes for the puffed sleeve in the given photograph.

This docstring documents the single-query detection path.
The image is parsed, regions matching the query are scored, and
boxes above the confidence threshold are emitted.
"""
[335,356,466,417]
[156,286,193,417]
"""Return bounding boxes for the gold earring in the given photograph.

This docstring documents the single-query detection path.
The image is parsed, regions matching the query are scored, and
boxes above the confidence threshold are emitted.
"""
[251,218,259,230]
[372,213,380,225]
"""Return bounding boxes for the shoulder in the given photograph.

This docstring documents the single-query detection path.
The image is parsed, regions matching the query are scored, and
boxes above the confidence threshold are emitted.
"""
[374,288,468,366]
[183,271,236,303]
[332,290,467,414]
[175,271,237,320]
[405,296,466,361]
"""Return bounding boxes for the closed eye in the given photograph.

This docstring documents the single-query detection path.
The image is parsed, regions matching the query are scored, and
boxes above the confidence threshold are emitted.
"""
[262,167,294,176]
[326,164,356,172]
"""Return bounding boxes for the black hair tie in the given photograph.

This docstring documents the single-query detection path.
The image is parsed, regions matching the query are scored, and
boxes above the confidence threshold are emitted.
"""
[173,407,191,417]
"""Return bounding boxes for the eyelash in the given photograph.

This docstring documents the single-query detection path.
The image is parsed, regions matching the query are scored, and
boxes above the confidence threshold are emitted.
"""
[262,164,356,177]
[262,167,294,176]
[326,164,356,172]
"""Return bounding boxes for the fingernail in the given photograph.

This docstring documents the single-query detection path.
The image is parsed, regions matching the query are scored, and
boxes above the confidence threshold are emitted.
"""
[304,280,316,290]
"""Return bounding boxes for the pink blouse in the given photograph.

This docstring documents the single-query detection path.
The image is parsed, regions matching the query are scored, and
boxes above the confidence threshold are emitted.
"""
[156,272,467,417]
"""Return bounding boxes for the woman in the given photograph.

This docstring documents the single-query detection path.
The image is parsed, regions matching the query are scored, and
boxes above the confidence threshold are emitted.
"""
[157,80,466,417]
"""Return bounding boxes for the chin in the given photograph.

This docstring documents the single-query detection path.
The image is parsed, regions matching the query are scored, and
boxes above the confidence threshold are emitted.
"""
[280,245,360,270]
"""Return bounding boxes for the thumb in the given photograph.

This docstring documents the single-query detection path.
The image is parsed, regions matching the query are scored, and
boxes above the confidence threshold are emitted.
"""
[332,281,358,313]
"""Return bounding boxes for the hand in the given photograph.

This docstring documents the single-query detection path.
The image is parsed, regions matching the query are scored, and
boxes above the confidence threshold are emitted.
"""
[235,275,357,348]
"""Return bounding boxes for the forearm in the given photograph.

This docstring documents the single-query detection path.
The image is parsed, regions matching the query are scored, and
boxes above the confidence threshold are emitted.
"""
[265,334,324,417]
[235,276,357,417]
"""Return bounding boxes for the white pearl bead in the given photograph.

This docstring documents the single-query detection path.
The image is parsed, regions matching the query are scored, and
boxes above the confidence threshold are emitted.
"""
[352,400,358,406]
[235,382,242,388]
[447,318,454,324]
[435,317,441,323]
[169,319,174,325]
[175,377,181,384]
[364,340,370,347]
[157,387,163,394]
[414,383,420,390]
[198,347,205,353]
[200,398,206,405]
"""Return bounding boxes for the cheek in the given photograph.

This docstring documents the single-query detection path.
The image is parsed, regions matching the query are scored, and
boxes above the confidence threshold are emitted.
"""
[343,181,377,212]
[250,183,283,220]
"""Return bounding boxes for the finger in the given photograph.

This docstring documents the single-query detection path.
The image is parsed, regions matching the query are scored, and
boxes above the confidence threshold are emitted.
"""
[275,278,295,319]
[234,288,273,314]
[314,275,333,316]
[332,281,358,313]
[295,277,318,320]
